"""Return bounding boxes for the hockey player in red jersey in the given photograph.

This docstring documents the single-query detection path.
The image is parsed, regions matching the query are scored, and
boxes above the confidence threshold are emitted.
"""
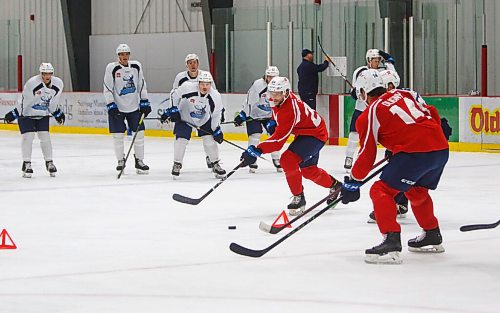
[341,69,449,264]
[240,76,340,216]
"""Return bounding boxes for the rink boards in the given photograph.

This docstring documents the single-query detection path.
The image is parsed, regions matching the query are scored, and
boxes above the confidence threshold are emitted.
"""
[0,92,499,152]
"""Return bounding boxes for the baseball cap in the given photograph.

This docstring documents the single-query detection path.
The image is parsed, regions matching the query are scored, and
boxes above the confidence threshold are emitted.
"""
[302,49,313,57]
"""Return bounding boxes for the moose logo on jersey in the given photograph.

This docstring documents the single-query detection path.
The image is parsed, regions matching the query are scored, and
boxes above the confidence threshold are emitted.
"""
[119,74,136,96]
[32,95,52,111]
[257,94,272,112]
[190,104,207,119]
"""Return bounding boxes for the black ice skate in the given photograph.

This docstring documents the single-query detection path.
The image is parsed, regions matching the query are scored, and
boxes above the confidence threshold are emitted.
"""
[205,156,213,169]
[367,205,409,224]
[249,162,258,173]
[134,155,149,175]
[211,161,226,179]
[272,159,283,172]
[116,158,126,171]
[22,161,33,178]
[45,160,57,177]
[344,157,353,171]
[288,192,306,216]
[327,177,341,205]
[172,162,182,179]
[365,232,403,264]
[408,227,445,253]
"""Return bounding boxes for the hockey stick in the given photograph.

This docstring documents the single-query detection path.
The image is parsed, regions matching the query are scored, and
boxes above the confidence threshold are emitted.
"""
[460,219,500,232]
[172,161,244,205]
[117,113,145,179]
[317,36,354,89]
[144,117,161,120]
[230,164,386,258]
[220,117,267,125]
[259,156,389,234]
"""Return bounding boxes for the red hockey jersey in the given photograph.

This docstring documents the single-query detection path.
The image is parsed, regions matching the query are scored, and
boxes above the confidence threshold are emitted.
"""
[257,92,328,154]
[352,89,449,180]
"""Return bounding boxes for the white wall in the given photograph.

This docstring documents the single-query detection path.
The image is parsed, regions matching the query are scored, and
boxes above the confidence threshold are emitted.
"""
[89,32,209,93]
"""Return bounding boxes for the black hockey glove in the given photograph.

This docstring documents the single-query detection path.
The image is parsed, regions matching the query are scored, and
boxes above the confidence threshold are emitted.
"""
[52,108,66,125]
[139,99,152,117]
[240,145,262,167]
[233,111,247,126]
[441,117,452,140]
[212,126,224,144]
[4,108,19,123]
[341,176,362,204]
[160,106,181,123]
[106,102,121,119]
[378,50,395,64]
[265,119,277,135]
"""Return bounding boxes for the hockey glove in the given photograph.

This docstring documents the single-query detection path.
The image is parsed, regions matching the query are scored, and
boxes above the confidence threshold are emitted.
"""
[160,106,181,123]
[240,145,262,167]
[350,87,358,100]
[378,50,395,64]
[139,99,152,117]
[106,102,121,119]
[212,126,224,144]
[341,176,362,204]
[384,149,393,161]
[233,111,247,126]
[265,119,277,135]
[441,117,452,140]
[4,108,19,123]
[52,108,66,125]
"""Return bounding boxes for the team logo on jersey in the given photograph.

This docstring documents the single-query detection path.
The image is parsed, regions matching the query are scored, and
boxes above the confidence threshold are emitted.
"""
[190,99,195,104]
[119,74,136,96]
[36,90,42,95]
[116,73,121,78]
[190,104,207,119]
[257,96,272,112]
[32,95,52,111]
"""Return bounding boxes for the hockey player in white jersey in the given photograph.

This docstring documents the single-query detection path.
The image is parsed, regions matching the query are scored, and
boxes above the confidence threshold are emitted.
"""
[103,44,151,174]
[344,49,397,171]
[160,71,227,179]
[3,63,65,178]
[171,53,218,169]
[233,65,282,173]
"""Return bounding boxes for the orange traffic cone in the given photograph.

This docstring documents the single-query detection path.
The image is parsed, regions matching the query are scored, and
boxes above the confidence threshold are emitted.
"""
[0,229,17,249]
[271,210,291,228]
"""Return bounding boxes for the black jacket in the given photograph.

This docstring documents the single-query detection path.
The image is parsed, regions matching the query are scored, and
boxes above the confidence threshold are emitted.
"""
[297,59,329,95]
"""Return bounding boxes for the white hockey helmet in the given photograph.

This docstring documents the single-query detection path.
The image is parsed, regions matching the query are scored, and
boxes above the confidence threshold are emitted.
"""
[185,53,199,64]
[116,44,131,55]
[265,66,280,77]
[355,69,384,96]
[268,76,291,93]
[197,71,213,83]
[39,63,54,73]
[380,70,400,89]
[366,49,380,63]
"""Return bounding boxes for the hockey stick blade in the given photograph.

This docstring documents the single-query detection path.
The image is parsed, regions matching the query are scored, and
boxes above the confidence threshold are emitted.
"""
[172,193,202,205]
[460,219,500,232]
[229,243,269,258]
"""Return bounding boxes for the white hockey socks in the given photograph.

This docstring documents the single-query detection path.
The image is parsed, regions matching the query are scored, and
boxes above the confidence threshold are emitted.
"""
[346,132,359,159]
[37,131,53,161]
[203,135,219,163]
[21,132,35,162]
[133,130,145,160]
[248,133,261,147]
[174,138,189,164]
[112,133,125,160]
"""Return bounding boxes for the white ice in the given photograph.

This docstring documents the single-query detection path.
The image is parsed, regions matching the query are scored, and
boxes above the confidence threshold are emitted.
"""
[0,130,499,313]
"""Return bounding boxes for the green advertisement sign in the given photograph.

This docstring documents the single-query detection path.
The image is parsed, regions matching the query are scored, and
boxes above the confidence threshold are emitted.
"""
[343,95,459,142]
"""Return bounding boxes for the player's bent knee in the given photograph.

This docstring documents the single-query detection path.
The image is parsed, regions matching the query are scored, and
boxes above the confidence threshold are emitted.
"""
[370,180,399,201]
[280,150,302,172]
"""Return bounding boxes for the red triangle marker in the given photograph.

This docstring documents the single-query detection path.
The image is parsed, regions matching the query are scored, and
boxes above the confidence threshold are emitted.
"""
[0,229,17,249]
[271,210,291,228]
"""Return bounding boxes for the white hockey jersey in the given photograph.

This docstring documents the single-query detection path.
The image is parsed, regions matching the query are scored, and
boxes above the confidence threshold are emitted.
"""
[172,70,217,90]
[103,60,148,113]
[242,78,272,119]
[16,75,64,118]
[352,62,396,111]
[171,81,223,130]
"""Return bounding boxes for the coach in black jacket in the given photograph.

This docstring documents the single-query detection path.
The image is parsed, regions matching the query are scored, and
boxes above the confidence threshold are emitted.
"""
[296,49,329,110]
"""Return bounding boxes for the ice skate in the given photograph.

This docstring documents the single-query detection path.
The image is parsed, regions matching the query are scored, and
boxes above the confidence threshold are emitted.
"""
[249,162,258,173]
[288,192,306,216]
[327,177,341,205]
[172,162,182,179]
[367,204,409,224]
[344,157,353,173]
[45,160,57,177]
[408,227,445,253]
[22,161,33,178]
[134,155,149,175]
[272,158,283,172]
[205,156,213,169]
[116,158,126,171]
[211,161,226,179]
[365,232,403,264]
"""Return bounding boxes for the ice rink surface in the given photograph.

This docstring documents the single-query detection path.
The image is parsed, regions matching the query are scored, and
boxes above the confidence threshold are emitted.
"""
[0,131,499,313]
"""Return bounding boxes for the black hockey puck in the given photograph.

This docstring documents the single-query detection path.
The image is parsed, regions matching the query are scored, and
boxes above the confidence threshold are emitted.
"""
[228,226,236,230]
